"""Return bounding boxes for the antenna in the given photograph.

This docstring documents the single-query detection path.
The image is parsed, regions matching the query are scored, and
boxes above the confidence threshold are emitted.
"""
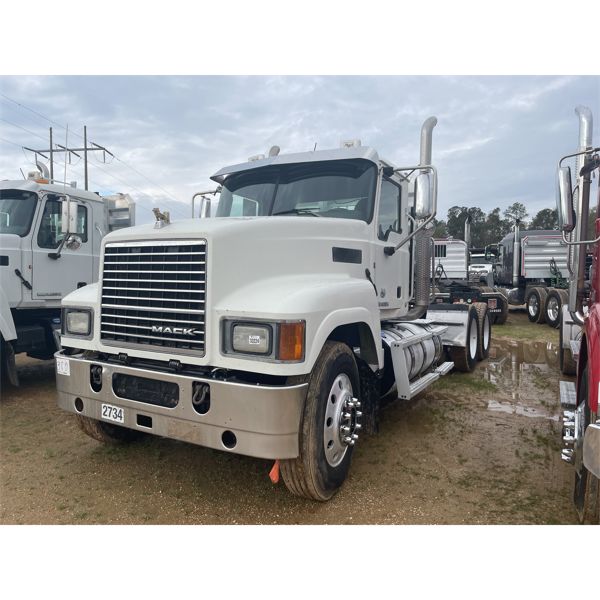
[63,124,68,193]
[313,142,317,151]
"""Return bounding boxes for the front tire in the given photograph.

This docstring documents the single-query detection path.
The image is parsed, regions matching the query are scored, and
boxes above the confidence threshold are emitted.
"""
[280,341,361,501]
[559,314,577,376]
[76,415,145,444]
[573,366,600,524]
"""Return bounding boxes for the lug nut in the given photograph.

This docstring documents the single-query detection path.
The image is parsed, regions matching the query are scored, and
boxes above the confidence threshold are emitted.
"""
[343,436,352,444]
[341,426,350,434]
[355,411,363,418]
[354,423,362,430]
[563,435,575,444]
[343,412,352,419]
[563,421,575,428]
[351,434,359,441]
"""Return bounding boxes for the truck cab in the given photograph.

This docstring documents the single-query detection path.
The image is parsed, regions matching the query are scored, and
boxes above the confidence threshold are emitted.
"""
[0,173,134,385]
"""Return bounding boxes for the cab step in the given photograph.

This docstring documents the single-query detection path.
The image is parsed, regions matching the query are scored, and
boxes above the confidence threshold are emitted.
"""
[559,380,577,407]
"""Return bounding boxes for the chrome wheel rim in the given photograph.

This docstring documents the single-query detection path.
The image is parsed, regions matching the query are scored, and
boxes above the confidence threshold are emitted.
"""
[469,319,478,358]
[547,297,560,322]
[483,314,490,351]
[528,294,539,317]
[323,374,361,467]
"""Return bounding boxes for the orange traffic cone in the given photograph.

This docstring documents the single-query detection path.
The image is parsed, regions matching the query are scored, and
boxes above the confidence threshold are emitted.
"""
[269,459,280,484]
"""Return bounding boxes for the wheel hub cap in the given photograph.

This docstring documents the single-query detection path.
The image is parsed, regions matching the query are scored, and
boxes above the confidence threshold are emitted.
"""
[323,374,362,467]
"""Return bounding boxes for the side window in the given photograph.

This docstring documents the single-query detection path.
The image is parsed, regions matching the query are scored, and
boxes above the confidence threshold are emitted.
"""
[37,198,88,249]
[377,179,401,241]
[230,195,259,216]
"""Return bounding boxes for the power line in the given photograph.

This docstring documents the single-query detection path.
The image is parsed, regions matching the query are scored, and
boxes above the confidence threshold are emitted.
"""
[0,94,187,218]
[0,118,48,143]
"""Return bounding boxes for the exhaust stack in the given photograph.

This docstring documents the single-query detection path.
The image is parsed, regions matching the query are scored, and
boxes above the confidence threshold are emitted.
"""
[404,116,438,320]
[512,219,521,288]
[569,105,593,323]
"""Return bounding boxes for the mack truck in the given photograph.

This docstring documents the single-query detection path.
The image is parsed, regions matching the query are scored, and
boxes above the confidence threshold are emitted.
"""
[557,105,600,523]
[54,116,492,501]
[0,168,134,386]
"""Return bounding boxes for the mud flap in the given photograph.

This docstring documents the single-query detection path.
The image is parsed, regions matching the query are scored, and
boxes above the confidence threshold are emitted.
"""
[425,303,470,349]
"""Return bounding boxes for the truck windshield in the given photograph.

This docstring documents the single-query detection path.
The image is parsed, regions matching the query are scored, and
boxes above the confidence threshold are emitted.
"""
[0,190,38,237]
[216,159,376,222]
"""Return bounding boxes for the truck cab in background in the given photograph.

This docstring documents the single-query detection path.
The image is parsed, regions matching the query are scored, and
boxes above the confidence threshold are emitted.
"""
[557,105,600,524]
[0,171,134,386]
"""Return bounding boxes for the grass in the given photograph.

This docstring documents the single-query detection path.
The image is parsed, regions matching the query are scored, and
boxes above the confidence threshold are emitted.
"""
[493,322,559,344]
[432,372,497,394]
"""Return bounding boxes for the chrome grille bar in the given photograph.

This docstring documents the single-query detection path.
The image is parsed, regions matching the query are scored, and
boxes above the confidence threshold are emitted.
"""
[100,240,207,354]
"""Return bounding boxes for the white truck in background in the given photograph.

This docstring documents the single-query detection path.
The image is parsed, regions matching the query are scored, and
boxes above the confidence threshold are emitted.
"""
[0,169,134,386]
[54,116,492,501]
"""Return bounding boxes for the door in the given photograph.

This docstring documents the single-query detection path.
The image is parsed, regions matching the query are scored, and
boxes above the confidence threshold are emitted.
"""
[31,194,94,301]
[372,177,410,313]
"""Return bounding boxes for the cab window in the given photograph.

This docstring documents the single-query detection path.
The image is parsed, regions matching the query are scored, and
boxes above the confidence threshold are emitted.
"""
[37,197,88,249]
[377,179,402,240]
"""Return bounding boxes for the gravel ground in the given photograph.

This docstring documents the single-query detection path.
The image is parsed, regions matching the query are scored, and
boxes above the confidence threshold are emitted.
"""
[0,309,577,524]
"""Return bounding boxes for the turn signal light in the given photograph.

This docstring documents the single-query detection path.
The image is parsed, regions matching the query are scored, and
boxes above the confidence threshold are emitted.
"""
[278,322,305,361]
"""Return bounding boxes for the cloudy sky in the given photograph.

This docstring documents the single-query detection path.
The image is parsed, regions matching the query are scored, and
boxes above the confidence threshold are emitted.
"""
[0,75,598,225]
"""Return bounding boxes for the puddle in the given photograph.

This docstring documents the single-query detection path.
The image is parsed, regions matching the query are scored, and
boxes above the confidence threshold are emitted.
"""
[482,338,562,421]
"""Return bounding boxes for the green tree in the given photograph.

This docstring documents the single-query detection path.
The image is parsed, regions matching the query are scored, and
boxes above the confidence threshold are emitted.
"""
[482,207,511,245]
[431,218,447,238]
[504,202,529,226]
[446,206,468,239]
[529,208,558,230]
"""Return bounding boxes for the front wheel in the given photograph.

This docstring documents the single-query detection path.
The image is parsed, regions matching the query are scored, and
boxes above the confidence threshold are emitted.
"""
[573,366,600,524]
[76,415,145,444]
[280,341,361,501]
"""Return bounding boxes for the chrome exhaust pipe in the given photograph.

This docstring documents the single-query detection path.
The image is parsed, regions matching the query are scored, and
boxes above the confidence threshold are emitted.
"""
[569,106,593,325]
[404,117,437,320]
[512,220,520,288]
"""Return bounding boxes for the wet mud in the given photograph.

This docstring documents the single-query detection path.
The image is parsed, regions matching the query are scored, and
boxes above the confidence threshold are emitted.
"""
[0,311,578,524]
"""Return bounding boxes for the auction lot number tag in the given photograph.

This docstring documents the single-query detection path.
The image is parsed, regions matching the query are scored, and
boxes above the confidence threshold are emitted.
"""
[56,357,70,376]
[101,403,125,424]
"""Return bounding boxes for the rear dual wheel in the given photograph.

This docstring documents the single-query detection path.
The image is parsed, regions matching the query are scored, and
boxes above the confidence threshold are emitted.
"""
[449,305,480,372]
[473,302,491,360]
[526,287,548,324]
[545,289,568,329]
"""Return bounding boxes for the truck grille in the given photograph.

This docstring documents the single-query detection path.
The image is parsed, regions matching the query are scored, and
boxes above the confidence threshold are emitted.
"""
[100,240,206,354]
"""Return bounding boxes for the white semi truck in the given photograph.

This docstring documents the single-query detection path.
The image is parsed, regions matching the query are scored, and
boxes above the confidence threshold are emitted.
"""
[0,169,134,385]
[54,116,491,500]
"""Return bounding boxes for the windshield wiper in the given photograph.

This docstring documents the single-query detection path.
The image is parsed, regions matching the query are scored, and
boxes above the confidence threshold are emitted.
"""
[272,208,321,217]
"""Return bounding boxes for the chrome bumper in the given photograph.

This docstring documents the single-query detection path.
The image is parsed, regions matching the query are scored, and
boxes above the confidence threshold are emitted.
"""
[54,351,307,460]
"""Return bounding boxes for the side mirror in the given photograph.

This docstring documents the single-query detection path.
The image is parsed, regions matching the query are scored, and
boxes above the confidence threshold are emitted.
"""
[60,194,74,235]
[557,166,575,232]
[198,196,211,218]
[414,172,434,220]
[65,234,82,251]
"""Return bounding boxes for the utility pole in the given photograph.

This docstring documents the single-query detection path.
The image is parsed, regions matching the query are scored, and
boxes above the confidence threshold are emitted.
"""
[24,126,113,191]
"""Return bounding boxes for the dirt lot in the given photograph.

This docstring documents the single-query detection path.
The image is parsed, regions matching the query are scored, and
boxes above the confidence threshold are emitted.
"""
[0,309,578,524]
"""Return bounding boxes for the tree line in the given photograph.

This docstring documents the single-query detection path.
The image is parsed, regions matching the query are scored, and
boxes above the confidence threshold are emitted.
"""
[431,202,581,248]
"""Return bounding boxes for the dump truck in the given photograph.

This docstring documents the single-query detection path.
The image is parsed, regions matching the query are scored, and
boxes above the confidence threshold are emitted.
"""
[557,105,600,523]
[54,116,492,500]
[0,168,134,386]
[491,224,570,327]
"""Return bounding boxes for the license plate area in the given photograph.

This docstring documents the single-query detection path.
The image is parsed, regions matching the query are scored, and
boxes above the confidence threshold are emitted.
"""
[112,373,179,408]
[101,403,125,424]
[488,299,497,309]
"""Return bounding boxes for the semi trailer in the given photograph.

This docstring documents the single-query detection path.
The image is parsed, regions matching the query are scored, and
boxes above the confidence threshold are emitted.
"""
[0,168,134,386]
[557,105,599,523]
[54,116,492,501]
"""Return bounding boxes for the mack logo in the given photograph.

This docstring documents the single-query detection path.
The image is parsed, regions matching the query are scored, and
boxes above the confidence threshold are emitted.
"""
[152,325,200,336]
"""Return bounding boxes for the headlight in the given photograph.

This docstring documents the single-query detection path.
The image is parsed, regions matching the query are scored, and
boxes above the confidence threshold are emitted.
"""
[223,320,305,361]
[232,323,272,354]
[63,308,92,336]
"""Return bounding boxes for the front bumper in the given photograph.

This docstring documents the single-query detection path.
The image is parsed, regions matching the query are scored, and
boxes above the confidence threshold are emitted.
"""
[54,351,307,459]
